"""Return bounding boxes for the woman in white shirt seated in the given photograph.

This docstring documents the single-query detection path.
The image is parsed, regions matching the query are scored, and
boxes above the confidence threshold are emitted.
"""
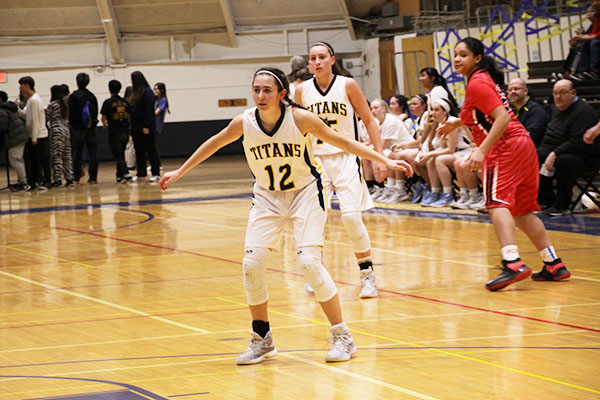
[421,98,478,207]
[388,94,414,137]
[366,98,413,203]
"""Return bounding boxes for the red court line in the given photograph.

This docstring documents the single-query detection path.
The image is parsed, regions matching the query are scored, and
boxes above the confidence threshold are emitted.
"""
[53,226,600,334]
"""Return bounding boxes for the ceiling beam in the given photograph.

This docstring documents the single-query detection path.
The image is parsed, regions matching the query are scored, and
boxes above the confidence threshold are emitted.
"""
[338,0,357,40]
[96,0,124,64]
[218,0,237,48]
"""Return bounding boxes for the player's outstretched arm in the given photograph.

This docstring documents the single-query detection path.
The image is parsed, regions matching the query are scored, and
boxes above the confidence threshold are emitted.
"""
[294,108,413,177]
[159,115,244,190]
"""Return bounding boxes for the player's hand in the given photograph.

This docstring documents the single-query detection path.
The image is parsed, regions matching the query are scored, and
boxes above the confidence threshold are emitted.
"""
[436,119,459,137]
[386,159,413,177]
[143,128,150,134]
[373,162,387,183]
[159,170,181,191]
[465,149,484,172]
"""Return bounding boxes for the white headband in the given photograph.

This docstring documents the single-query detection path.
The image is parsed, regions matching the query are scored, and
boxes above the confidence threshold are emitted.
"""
[255,70,284,89]
[432,98,451,112]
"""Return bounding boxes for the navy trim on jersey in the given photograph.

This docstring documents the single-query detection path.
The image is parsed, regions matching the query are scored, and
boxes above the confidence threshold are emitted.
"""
[475,108,493,134]
[303,148,325,210]
[255,103,286,137]
[313,74,338,97]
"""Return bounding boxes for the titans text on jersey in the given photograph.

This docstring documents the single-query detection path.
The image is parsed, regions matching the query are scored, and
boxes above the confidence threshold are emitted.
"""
[247,143,302,160]
[307,101,347,116]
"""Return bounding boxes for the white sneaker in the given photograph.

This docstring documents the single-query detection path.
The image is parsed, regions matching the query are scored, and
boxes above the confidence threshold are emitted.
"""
[326,324,357,362]
[131,176,145,183]
[370,186,384,201]
[449,193,468,209]
[236,330,277,365]
[304,282,315,295]
[374,187,393,202]
[385,189,410,203]
[469,196,486,211]
[359,267,377,298]
[148,175,160,183]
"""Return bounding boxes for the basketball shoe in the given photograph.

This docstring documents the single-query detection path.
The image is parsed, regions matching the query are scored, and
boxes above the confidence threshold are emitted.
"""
[359,268,377,298]
[532,258,571,281]
[486,259,532,291]
[326,324,357,362]
[236,330,277,365]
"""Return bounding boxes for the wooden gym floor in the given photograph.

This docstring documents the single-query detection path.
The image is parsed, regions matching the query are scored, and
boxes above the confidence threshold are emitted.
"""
[1,155,599,400]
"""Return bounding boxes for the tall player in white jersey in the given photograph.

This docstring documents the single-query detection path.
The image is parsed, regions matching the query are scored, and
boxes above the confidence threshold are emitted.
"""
[160,68,412,364]
[295,41,387,298]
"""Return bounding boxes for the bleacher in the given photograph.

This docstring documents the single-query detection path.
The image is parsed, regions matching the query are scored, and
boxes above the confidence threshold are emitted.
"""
[526,61,600,117]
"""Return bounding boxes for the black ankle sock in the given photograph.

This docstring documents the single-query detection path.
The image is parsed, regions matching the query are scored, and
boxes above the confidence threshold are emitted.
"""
[252,320,270,338]
[359,260,373,271]
[366,180,376,188]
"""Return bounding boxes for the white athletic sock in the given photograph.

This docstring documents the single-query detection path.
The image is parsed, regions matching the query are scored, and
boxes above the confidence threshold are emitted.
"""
[501,245,520,262]
[443,186,453,195]
[396,179,405,188]
[386,178,396,188]
[460,187,469,196]
[431,187,441,193]
[470,188,479,197]
[539,246,558,263]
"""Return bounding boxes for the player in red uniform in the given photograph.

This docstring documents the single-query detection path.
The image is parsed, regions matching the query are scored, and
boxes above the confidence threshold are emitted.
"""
[438,37,571,291]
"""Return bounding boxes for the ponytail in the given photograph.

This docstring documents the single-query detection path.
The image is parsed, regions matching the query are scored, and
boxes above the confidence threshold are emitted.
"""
[474,55,505,86]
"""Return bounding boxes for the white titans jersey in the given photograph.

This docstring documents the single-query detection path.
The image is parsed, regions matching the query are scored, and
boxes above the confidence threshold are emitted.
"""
[302,75,357,156]
[242,106,321,192]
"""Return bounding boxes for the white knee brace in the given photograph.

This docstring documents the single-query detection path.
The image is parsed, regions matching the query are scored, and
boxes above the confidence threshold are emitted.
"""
[297,246,337,303]
[243,247,270,306]
[341,212,371,254]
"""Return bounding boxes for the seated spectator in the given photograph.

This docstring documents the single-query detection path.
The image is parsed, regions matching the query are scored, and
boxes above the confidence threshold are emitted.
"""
[390,94,430,202]
[569,1,600,79]
[388,94,413,135]
[537,79,600,215]
[421,98,472,207]
[508,78,548,147]
[0,90,29,191]
[366,98,413,203]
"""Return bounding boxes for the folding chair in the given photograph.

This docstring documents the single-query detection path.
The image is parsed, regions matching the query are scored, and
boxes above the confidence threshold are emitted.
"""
[570,168,600,212]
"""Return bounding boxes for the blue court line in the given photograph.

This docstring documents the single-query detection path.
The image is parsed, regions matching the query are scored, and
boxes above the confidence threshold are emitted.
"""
[169,393,210,398]
[3,346,598,369]
[0,376,169,400]
[3,192,600,236]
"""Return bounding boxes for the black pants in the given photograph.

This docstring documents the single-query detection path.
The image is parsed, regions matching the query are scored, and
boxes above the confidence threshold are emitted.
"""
[109,131,129,178]
[132,129,160,177]
[538,146,600,210]
[72,127,98,181]
[27,137,51,186]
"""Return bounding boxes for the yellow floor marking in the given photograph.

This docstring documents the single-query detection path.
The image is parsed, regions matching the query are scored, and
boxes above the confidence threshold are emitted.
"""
[0,270,210,334]
[2,245,96,269]
[280,353,441,400]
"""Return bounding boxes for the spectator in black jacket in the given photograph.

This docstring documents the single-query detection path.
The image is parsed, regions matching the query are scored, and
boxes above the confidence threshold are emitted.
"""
[508,78,548,147]
[127,71,161,183]
[537,79,600,215]
[68,72,99,183]
[0,91,29,190]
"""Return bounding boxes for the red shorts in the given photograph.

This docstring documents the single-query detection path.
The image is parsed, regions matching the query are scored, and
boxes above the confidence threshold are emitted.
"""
[482,135,540,217]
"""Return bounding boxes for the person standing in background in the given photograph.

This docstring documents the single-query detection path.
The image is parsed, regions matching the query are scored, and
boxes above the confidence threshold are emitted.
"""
[128,71,161,183]
[18,76,51,190]
[154,82,169,135]
[69,72,99,184]
[102,80,132,183]
[46,85,74,187]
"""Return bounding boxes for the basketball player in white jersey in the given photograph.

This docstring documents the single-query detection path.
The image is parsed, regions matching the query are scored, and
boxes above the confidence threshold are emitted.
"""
[294,41,386,298]
[160,68,412,365]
